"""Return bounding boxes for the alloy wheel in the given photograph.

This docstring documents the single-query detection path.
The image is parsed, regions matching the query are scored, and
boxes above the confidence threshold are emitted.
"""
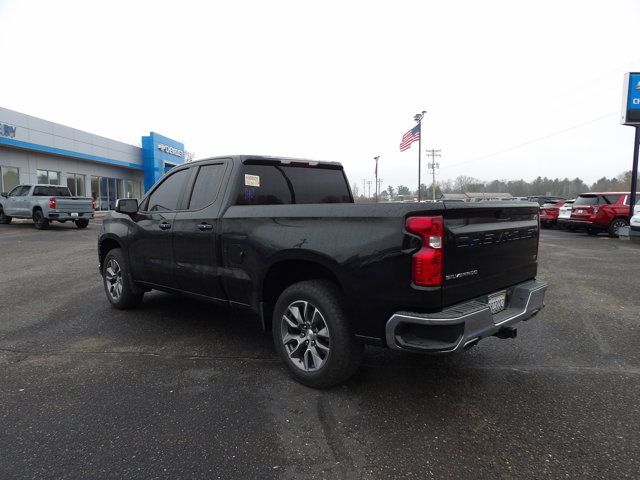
[105,258,123,300]
[280,300,330,372]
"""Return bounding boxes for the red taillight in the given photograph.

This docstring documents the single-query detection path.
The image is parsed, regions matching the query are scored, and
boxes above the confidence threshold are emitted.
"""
[49,196,56,209]
[406,216,444,287]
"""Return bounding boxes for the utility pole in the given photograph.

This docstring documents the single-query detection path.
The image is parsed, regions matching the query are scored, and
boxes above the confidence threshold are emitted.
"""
[362,179,366,199]
[366,180,373,199]
[374,156,380,202]
[414,111,426,201]
[425,149,441,201]
[377,178,384,201]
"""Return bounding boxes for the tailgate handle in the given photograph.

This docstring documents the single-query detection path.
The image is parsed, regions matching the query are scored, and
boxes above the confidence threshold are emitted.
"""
[159,222,171,230]
[198,223,213,231]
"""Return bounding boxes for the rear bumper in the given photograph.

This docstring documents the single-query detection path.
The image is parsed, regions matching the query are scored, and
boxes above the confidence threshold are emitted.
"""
[385,279,547,353]
[48,212,94,220]
[569,219,601,228]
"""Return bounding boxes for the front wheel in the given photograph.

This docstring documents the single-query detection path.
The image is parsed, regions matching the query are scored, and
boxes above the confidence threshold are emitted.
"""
[75,219,89,229]
[272,280,363,388]
[608,218,629,238]
[102,248,144,309]
[0,206,12,224]
[33,209,49,229]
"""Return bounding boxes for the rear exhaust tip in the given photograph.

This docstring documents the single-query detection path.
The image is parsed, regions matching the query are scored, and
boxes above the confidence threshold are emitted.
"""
[494,326,517,339]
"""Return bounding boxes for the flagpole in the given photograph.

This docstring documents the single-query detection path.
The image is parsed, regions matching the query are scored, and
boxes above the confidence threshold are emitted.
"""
[414,111,426,201]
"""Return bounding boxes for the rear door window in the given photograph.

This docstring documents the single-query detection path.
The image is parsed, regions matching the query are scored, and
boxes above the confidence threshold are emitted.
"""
[187,163,226,210]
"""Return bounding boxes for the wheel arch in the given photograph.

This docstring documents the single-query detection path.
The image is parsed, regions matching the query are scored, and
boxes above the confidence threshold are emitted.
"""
[98,235,123,272]
[260,252,345,332]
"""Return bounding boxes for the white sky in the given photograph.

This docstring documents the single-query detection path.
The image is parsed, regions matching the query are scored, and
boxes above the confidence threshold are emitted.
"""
[1,0,639,190]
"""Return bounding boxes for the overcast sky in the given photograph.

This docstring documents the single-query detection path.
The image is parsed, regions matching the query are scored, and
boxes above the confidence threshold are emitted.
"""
[1,0,639,191]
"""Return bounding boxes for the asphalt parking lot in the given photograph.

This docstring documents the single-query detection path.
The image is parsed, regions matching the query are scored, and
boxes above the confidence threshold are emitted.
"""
[0,221,639,479]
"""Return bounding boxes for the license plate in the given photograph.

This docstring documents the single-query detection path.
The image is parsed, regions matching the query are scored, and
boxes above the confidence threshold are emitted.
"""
[577,209,584,214]
[71,212,79,217]
[488,291,507,314]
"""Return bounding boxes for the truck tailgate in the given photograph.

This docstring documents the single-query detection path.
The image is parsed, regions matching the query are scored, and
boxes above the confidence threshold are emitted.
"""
[442,203,539,306]
[54,197,93,213]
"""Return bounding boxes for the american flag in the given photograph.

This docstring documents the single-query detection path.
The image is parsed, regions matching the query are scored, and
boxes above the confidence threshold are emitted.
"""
[399,125,420,152]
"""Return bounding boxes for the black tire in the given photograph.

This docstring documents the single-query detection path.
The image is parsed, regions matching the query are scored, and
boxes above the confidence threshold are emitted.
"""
[586,227,599,236]
[33,209,49,230]
[272,280,363,388]
[608,217,629,238]
[568,224,576,232]
[0,206,12,224]
[541,221,551,229]
[75,219,89,229]
[102,248,144,309]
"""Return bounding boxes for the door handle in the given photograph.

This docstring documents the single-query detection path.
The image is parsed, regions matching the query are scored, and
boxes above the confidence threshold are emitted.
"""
[197,223,213,231]
[159,222,172,230]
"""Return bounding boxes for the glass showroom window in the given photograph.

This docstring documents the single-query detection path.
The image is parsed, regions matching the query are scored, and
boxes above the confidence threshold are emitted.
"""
[125,180,142,199]
[1,166,20,193]
[66,173,86,196]
[37,169,60,185]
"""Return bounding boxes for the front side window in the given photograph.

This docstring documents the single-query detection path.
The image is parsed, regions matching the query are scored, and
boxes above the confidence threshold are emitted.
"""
[601,195,620,204]
[146,168,190,212]
[8,185,23,196]
[188,164,225,210]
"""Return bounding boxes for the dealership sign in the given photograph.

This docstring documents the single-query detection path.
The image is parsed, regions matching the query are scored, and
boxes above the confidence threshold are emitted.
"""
[157,143,183,157]
[0,122,16,138]
[621,72,640,125]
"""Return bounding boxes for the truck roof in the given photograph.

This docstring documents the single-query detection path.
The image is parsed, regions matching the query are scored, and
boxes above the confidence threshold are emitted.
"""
[188,155,343,169]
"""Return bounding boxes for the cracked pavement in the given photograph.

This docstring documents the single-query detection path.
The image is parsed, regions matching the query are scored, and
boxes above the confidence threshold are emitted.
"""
[0,221,639,479]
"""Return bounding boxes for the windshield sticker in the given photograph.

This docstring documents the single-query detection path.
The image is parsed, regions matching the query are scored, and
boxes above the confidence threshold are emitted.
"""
[245,174,260,187]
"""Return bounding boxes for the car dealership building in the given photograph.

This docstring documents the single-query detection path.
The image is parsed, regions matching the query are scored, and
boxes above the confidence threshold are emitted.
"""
[0,106,185,210]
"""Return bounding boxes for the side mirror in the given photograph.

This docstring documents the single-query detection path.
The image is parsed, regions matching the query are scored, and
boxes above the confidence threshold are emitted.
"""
[1,192,8,198]
[115,198,138,214]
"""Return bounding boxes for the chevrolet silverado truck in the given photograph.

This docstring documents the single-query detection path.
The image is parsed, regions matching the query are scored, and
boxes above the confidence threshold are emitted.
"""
[98,155,547,388]
[0,184,94,229]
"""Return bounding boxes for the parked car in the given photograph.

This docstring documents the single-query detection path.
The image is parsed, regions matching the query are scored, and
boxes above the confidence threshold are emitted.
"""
[0,184,94,229]
[630,204,640,232]
[540,200,566,228]
[569,192,639,237]
[527,195,566,206]
[556,199,575,229]
[98,155,547,388]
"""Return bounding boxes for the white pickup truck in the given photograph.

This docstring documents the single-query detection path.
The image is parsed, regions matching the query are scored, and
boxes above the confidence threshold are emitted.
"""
[0,184,94,229]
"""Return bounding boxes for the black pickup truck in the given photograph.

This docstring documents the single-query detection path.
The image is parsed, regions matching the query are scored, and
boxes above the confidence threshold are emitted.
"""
[98,155,547,387]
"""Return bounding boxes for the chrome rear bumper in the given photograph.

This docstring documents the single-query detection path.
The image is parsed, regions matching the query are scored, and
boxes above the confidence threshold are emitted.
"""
[385,280,547,353]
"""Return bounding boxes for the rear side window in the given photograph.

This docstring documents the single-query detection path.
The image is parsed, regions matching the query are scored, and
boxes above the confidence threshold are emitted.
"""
[601,195,620,204]
[235,164,352,205]
[146,168,190,212]
[188,164,225,210]
[33,186,71,196]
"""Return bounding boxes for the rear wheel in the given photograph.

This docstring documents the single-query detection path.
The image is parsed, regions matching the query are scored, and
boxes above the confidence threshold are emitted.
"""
[608,217,629,238]
[75,219,89,229]
[102,248,144,309]
[272,280,363,388]
[0,206,11,224]
[33,209,49,230]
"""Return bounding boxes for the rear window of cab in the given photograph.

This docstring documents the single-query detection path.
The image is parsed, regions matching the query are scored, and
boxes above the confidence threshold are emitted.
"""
[574,195,620,206]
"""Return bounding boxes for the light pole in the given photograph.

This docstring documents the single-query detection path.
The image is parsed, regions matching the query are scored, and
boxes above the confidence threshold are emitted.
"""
[414,111,426,201]
[374,156,380,202]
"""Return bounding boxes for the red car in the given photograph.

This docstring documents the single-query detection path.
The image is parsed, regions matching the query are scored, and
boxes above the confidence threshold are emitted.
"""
[540,200,566,228]
[569,192,638,237]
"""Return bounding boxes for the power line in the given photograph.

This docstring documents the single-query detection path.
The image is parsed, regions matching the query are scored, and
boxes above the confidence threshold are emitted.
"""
[442,110,618,170]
